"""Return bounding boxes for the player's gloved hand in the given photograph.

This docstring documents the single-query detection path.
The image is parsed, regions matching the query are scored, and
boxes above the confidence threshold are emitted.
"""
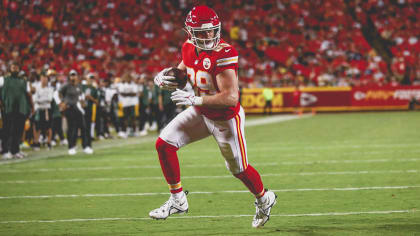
[170,89,203,106]
[154,68,178,91]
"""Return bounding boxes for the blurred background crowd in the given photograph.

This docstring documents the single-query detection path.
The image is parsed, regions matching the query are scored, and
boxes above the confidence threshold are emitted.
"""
[0,0,419,158]
[0,0,418,88]
[1,65,177,158]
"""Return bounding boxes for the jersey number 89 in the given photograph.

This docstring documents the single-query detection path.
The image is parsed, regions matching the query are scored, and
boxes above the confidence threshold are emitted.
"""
[186,67,213,96]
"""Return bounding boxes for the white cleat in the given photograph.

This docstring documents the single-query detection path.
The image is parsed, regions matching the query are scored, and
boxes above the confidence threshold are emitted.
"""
[118,131,127,139]
[149,122,157,131]
[252,190,277,228]
[13,152,27,159]
[149,192,189,220]
[83,147,94,154]
[2,152,13,160]
[139,130,148,136]
[61,139,68,146]
[68,148,77,155]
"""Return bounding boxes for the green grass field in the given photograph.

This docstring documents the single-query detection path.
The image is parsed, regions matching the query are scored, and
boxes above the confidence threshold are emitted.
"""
[1,111,420,235]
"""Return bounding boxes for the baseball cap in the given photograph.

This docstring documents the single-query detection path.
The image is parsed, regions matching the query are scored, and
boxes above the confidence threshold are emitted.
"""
[40,70,48,77]
[47,69,56,76]
[87,72,95,78]
[69,69,78,76]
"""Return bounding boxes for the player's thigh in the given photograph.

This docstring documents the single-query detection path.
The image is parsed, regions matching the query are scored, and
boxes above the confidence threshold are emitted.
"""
[159,106,210,148]
[208,107,248,174]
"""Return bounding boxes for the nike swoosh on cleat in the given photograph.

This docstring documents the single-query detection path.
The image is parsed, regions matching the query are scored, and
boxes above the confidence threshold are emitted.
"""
[225,49,231,52]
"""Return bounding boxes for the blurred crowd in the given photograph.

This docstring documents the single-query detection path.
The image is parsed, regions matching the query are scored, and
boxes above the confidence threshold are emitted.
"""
[1,63,178,159]
[0,0,418,88]
[0,0,419,159]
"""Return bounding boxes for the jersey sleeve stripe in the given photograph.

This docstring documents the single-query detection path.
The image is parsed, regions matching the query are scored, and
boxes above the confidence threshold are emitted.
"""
[216,56,238,63]
[216,57,238,67]
[217,60,238,67]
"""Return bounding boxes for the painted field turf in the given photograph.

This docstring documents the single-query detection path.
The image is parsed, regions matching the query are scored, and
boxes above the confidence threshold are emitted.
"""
[0,111,419,235]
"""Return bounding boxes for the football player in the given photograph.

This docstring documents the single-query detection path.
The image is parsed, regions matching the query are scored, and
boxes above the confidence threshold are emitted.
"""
[150,6,277,228]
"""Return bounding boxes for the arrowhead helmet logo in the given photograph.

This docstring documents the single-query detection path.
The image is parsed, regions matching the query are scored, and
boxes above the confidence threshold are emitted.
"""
[300,93,318,106]
[354,91,366,101]
[203,58,211,70]
[186,10,197,24]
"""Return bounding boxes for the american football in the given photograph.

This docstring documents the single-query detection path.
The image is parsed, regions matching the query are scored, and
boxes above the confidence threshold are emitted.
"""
[165,67,188,89]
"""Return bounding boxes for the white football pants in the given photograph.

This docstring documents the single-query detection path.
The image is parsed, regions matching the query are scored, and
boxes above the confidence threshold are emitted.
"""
[159,106,248,174]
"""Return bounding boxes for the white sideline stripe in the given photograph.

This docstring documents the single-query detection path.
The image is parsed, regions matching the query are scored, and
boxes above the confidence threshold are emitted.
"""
[177,143,420,152]
[0,136,157,166]
[245,114,311,127]
[259,143,420,150]
[0,114,307,166]
[1,158,420,174]
[33,149,420,163]
[279,158,420,165]
[0,163,279,173]
[0,169,418,184]
[0,185,419,199]
[0,210,415,224]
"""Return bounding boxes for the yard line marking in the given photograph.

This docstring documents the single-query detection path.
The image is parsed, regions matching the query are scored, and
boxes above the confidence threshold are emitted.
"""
[2,158,420,174]
[0,169,418,184]
[24,149,420,163]
[0,210,415,224]
[245,114,312,127]
[0,185,419,199]
[280,158,420,165]
[178,143,420,152]
[0,136,157,166]
[0,114,308,166]
[0,163,280,173]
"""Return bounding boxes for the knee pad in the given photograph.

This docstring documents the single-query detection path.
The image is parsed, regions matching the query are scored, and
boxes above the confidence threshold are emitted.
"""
[155,137,178,153]
[218,142,243,175]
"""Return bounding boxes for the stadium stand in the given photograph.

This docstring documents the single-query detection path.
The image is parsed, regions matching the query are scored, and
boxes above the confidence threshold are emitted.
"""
[0,0,418,87]
[0,0,419,159]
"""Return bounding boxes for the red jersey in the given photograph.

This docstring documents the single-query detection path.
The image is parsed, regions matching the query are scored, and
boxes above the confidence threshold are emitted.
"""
[182,39,240,120]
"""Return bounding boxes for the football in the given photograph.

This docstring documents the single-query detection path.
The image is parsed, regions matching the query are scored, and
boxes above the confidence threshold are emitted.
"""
[164,67,188,89]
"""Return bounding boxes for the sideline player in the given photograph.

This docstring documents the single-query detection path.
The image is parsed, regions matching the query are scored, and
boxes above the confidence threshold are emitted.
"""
[149,6,277,227]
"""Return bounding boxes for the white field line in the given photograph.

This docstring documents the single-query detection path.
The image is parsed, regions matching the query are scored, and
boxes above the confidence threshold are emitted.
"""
[0,136,157,166]
[2,158,420,174]
[4,158,420,173]
[0,185,419,200]
[106,143,420,154]
[28,149,420,163]
[0,209,415,224]
[177,143,420,152]
[0,163,279,173]
[0,114,307,166]
[245,114,312,127]
[0,169,418,184]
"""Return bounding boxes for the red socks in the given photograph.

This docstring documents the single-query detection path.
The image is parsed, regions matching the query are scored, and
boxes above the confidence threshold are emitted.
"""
[155,138,265,198]
[155,138,182,194]
[234,165,265,198]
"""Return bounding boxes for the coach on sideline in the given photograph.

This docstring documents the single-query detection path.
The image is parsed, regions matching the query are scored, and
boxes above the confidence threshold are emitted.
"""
[59,69,93,155]
[0,62,34,159]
